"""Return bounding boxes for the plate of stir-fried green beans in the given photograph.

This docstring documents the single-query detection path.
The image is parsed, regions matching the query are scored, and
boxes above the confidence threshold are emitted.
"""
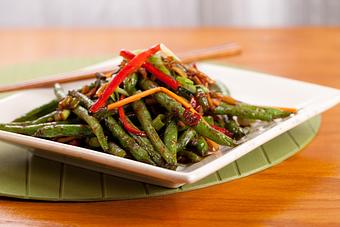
[0,44,339,188]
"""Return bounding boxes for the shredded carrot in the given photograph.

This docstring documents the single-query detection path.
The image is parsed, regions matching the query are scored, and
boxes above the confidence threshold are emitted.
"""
[107,87,197,114]
[269,106,297,113]
[221,96,238,105]
[192,76,202,85]
[188,65,215,84]
[205,138,220,152]
[206,93,214,108]
[196,71,215,84]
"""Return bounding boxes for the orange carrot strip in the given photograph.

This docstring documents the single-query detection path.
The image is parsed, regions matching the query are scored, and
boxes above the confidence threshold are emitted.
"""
[221,96,238,105]
[205,138,220,152]
[107,87,196,113]
[269,106,297,113]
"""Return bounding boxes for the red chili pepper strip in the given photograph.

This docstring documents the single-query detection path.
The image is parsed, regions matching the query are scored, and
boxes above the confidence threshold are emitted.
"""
[212,125,233,138]
[90,44,161,113]
[118,96,147,137]
[120,50,180,90]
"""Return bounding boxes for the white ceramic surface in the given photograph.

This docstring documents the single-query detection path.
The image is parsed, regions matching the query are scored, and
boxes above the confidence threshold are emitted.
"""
[0,61,339,188]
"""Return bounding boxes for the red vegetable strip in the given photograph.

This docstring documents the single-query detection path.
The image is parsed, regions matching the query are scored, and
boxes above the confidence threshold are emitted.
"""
[90,44,161,113]
[144,62,179,90]
[212,125,233,138]
[118,96,147,136]
[120,50,180,90]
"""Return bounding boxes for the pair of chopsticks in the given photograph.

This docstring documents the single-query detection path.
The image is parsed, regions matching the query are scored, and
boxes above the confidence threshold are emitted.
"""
[0,42,242,93]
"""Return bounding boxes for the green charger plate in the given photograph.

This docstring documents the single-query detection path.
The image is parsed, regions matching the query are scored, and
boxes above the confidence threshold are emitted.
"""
[0,58,321,201]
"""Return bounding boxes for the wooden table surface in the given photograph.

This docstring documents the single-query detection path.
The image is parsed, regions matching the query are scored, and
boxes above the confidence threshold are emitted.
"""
[0,28,339,226]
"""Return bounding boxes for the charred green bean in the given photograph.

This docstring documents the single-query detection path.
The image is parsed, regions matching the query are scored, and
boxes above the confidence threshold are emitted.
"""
[34,124,93,138]
[164,120,178,155]
[214,103,291,121]
[13,100,58,122]
[177,128,196,153]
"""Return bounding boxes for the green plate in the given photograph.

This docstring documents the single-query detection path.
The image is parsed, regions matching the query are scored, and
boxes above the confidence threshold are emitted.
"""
[0,59,321,201]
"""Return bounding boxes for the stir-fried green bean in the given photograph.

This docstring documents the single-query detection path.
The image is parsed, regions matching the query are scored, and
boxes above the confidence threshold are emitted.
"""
[69,90,93,109]
[178,150,202,163]
[225,117,245,140]
[10,111,57,125]
[124,73,139,93]
[71,81,158,164]
[13,100,59,122]
[34,124,93,138]
[203,116,214,125]
[85,136,126,157]
[125,117,165,167]
[152,114,166,131]
[164,120,178,155]
[196,86,209,113]
[105,116,155,165]
[124,73,174,166]
[133,98,176,165]
[214,103,291,121]
[12,109,71,125]
[176,77,196,94]
[0,122,61,136]
[87,137,101,147]
[177,128,196,153]
[73,106,110,152]
[69,90,115,120]
[149,54,172,76]
[192,136,209,156]
[108,142,127,157]
[29,111,56,124]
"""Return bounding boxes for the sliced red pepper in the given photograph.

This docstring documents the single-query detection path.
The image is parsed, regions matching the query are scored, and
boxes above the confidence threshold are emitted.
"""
[118,95,146,137]
[120,50,180,90]
[90,44,161,113]
[212,125,233,138]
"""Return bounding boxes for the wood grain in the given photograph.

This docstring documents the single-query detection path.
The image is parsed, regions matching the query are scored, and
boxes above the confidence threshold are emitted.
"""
[0,28,339,226]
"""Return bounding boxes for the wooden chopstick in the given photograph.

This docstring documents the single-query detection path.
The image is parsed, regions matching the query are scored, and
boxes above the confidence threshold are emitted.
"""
[0,67,116,93]
[0,42,241,93]
[180,42,242,64]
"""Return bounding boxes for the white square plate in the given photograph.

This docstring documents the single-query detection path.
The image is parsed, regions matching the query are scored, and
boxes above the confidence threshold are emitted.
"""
[0,60,339,188]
